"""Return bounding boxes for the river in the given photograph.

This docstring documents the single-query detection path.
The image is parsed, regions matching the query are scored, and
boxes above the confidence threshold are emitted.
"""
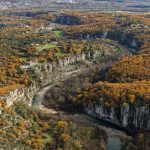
[31,53,133,150]
[32,83,132,150]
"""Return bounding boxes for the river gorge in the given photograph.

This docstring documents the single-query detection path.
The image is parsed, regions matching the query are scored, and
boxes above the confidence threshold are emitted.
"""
[1,12,149,150]
[32,63,132,150]
[30,45,133,150]
[2,29,147,149]
[0,8,150,150]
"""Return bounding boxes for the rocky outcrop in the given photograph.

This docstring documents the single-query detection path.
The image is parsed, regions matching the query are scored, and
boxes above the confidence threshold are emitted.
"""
[107,31,141,52]
[0,88,25,107]
[84,102,150,130]
[78,31,140,53]
[0,83,37,109]
[0,50,102,108]
[55,15,81,25]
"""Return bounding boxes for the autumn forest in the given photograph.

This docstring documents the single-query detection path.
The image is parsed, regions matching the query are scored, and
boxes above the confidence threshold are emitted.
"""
[0,7,150,150]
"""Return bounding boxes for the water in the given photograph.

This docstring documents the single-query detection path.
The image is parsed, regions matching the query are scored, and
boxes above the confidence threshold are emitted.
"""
[106,136,122,150]
[32,92,129,150]
[32,95,41,108]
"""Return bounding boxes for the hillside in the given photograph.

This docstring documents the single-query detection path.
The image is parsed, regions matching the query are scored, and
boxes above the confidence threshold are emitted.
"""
[0,0,150,11]
[0,9,149,150]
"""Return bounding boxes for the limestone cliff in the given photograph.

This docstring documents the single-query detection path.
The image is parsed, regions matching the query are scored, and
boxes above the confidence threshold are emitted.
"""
[0,50,101,108]
[84,102,150,130]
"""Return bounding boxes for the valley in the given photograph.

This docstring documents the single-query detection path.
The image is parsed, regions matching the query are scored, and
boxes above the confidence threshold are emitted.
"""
[0,6,150,150]
[0,0,150,12]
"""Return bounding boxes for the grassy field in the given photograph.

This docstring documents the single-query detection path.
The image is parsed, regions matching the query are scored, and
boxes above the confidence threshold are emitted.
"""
[37,43,57,52]
[52,30,63,38]
[55,51,67,57]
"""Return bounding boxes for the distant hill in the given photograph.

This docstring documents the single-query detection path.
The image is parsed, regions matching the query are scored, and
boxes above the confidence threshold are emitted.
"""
[0,0,150,10]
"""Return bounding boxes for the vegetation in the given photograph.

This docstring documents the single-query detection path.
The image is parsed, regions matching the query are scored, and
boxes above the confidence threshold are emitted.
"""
[36,44,57,52]
[0,10,149,150]
[72,81,150,107]
[53,12,150,53]
[0,102,107,150]
[123,131,150,150]
[106,54,150,82]
[52,30,63,38]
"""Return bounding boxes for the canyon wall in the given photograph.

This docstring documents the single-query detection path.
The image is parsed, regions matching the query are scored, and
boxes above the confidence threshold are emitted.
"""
[84,102,150,130]
[78,31,140,53]
[55,15,141,53]
[0,50,103,109]
[55,15,81,25]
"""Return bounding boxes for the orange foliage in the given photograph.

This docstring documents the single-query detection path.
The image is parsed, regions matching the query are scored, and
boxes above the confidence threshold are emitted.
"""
[106,54,150,82]
[74,81,150,106]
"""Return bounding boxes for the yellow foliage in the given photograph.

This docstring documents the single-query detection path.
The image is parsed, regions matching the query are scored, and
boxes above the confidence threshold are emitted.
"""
[61,133,70,142]
[57,121,68,129]
[24,140,32,145]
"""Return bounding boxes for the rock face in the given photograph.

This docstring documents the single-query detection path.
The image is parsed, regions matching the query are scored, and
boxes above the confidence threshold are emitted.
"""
[107,31,141,51]
[0,88,25,107]
[84,102,150,130]
[77,31,140,53]
[55,15,81,25]
[55,15,140,51]
[1,44,117,110]
[0,50,100,108]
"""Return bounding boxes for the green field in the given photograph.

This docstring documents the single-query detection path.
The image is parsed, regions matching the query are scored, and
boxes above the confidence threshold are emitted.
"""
[55,51,67,57]
[37,43,57,52]
[52,30,63,38]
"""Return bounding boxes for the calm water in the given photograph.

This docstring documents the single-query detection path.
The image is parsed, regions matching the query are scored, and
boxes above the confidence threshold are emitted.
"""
[32,95,41,108]
[106,136,122,150]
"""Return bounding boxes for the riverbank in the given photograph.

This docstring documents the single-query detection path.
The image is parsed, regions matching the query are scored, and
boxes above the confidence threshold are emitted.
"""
[32,62,132,150]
